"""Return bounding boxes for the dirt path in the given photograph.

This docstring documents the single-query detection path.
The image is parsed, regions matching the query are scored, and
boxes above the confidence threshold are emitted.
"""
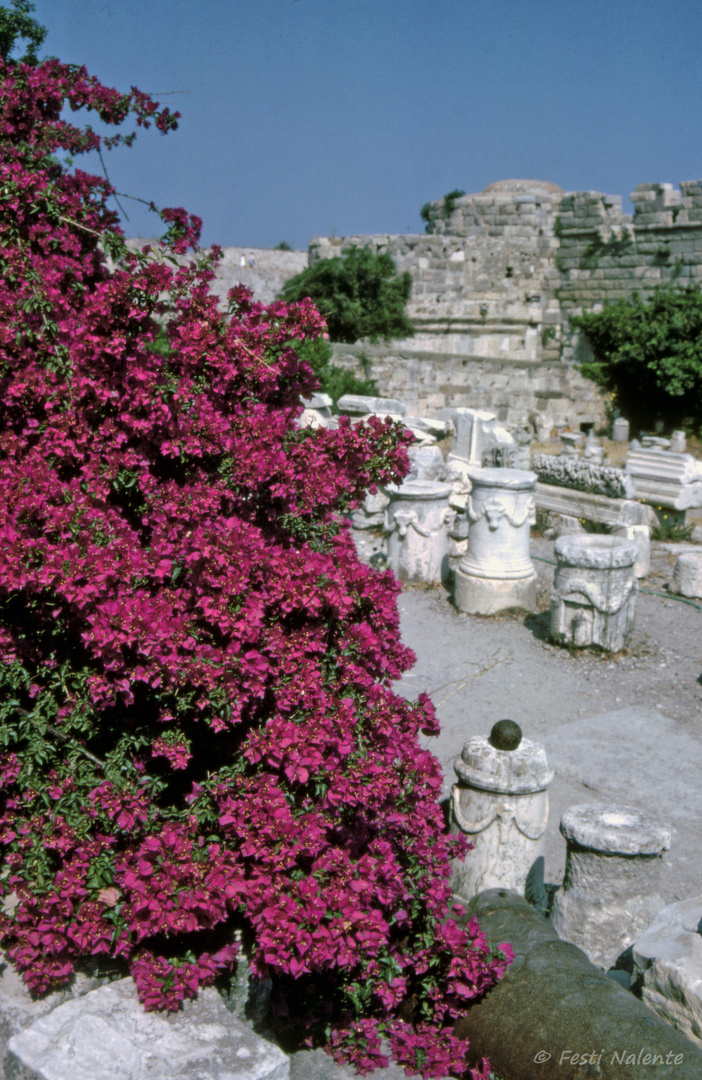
[393,537,702,904]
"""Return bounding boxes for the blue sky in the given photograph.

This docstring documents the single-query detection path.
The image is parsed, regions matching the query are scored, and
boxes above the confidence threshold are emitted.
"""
[31,0,702,249]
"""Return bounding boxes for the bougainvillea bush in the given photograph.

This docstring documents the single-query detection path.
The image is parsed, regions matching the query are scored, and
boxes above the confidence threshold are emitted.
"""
[0,44,510,1080]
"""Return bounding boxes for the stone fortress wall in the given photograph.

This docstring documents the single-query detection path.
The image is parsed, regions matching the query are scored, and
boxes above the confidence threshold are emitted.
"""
[127,242,308,307]
[137,178,702,431]
[308,178,702,429]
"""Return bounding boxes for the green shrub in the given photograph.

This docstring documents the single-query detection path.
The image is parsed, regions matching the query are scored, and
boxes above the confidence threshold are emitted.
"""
[441,189,466,220]
[650,511,694,542]
[279,247,414,344]
[573,286,702,432]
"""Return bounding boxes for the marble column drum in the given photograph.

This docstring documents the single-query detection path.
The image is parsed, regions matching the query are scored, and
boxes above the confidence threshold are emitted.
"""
[450,720,553,900]
[551,804,672,970]
[550,534,638,651]
[385,479,453,584]
[454,467,538,615]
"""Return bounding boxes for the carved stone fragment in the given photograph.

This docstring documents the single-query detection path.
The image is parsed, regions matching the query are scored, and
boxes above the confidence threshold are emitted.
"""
[532,453,635,499]
[450,721,553,900]
[454,467,537,614]
[385,479,452,583]
[550,535,638,651]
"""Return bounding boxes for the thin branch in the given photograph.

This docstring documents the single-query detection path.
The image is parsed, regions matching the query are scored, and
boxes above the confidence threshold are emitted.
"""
[14,706,105,769]
[114,191,158,209]
[97,147,129,222]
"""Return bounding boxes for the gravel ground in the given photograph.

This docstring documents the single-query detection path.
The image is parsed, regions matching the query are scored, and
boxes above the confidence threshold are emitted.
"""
[394,536,702,905]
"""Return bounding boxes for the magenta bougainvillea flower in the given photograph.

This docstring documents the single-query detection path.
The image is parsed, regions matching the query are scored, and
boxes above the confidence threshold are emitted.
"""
[0,52,510,1079]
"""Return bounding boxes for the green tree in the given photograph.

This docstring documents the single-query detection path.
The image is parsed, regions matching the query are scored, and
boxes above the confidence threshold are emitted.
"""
[573,286,702,432]
[279,246,414,344]
[0,0,45,63]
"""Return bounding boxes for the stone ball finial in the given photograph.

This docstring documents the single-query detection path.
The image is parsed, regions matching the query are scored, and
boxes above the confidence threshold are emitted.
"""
[489,719,522,751]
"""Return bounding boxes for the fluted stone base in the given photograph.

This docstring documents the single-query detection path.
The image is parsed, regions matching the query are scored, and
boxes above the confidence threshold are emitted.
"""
[454,567,537,615]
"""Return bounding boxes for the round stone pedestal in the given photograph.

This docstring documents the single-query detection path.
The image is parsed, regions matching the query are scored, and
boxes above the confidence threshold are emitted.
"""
[385,479,452,584]
[550,535,638,651]
[550,804,672,970]
[450,720,553,900]
[454,467,537,615]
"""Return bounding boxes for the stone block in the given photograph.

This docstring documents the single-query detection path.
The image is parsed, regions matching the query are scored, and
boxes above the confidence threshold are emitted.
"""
[336,393,406,416]
[5,979,289,1080]
[626,449,702,509]
[633,897,702,1047]
[0,959,110,1069]
[550,804,672,969]
[670,551,702,597]
[550,535,638,652]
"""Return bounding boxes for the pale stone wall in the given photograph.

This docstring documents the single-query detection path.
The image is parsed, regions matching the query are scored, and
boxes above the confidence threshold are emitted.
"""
[127,241,308,306]
[310,178,702,429]
[330,343,606,427]
[131,177,702,430]
[555,181,702,363]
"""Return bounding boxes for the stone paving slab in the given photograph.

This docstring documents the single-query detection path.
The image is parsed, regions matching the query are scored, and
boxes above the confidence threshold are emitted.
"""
[5,979,289,1080]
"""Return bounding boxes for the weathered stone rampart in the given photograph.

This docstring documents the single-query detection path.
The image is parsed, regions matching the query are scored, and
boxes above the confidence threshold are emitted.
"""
[132,179,702,429]
[127,241,308,306]
[328,342,604,427]
[309,178,702,428]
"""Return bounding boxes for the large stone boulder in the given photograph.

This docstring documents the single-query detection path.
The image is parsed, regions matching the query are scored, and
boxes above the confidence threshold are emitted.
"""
[5,978,289,1080]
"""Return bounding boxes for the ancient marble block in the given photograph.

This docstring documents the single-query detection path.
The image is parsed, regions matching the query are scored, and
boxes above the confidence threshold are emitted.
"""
[610,522,651,578]
[385,479,452,583]
[5,979,289,1080]
[297,392,335,431]
[550,804,672,970]
[349,489,390,566]
[450,720,553,900]
[535,413,554,442]
[670,430,687,454]
[633,897,702,1047]
[336,393,406,416]
[350,489,389,530]
[532,453,635,499]
[550,534,638,651]
[671,551,702,598]
[447,407,499,468]
[454,467,537,615]
[626,448,702,510]
[534,482,649,528]
[582,429,604,463]
[0,959,107,1069]
[560,431,583,456]
[407,442,445,481]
